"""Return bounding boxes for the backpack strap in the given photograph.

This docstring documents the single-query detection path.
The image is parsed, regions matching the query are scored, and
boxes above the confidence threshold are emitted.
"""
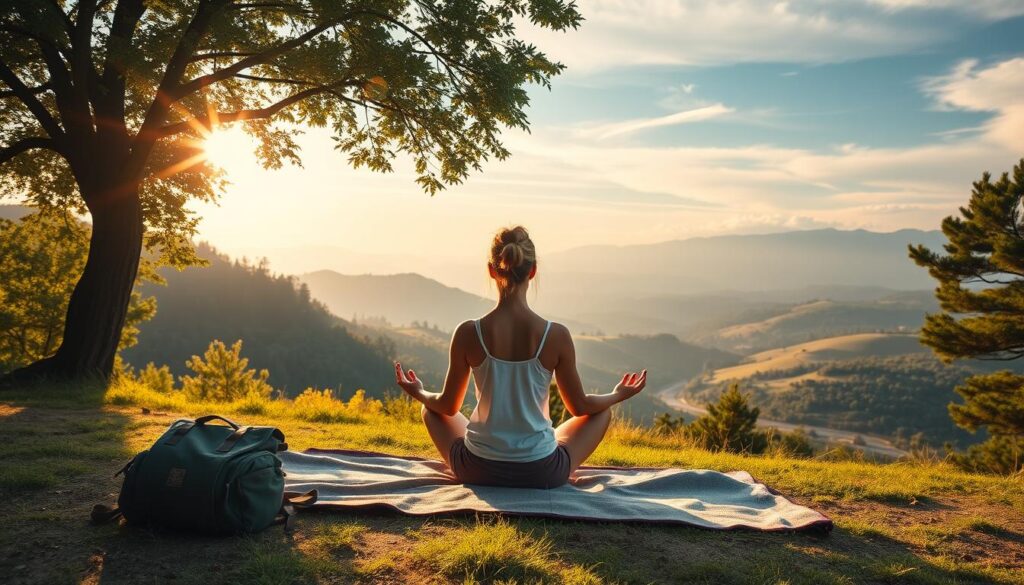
[278,489,318,532]
[216,426,250,452]
[166,415,241,446]
[90,503,122,524]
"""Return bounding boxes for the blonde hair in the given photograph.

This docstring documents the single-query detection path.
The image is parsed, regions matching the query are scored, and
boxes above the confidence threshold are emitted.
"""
[489,225,536,293]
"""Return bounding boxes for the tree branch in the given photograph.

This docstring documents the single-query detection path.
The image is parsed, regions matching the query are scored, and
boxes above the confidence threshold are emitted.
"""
[129,0,232,177]
[186,51,260,63]
[156,80,357,138]
[0,137,61,165]
[173,15,359,98]
[70,0,98,131]
[96,0,146,143]
[0,60,63,138]
[0,81,53,98]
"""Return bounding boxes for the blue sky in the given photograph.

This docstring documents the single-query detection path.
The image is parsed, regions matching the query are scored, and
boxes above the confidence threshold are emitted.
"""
[194,1,1024,292]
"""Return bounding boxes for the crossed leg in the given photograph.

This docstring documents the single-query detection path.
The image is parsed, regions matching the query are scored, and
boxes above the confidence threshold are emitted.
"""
[421,405,469,467]
[422,405,611,474]
[555,409,612,473]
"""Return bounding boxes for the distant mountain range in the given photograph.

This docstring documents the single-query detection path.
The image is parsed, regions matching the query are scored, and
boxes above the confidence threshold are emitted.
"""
[301,271,493,332]
[300,270,600,333]
[540,228,946,297]
[0,204,31,220]
[298,229,947,347]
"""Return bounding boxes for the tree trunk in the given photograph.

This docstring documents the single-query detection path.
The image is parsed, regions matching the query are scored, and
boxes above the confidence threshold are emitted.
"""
[3,175,143,384]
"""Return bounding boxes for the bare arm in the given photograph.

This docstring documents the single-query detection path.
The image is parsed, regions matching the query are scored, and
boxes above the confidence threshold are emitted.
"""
[552,325,647,416]
[394,321,472,416]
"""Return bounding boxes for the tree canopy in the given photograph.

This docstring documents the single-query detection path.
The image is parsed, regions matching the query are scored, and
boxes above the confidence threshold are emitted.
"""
[0,0,581,380]
[2,0,581,261]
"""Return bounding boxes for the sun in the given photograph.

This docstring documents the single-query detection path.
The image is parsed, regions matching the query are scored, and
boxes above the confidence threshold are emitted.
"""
[201,126,252,174]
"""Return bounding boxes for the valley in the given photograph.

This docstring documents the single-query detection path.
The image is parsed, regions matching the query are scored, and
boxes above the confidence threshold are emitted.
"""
[122,228,989,453]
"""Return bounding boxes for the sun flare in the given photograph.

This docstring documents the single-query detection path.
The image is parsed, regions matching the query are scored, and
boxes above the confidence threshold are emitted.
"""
[201,126,252,174]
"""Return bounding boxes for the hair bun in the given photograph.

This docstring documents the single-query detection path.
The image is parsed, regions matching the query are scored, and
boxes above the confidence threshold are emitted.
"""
[489,225,536,292]
[499,242,525,270]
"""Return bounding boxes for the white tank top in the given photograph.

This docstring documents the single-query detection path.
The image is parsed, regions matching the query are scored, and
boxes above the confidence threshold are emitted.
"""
[462,319,558,462]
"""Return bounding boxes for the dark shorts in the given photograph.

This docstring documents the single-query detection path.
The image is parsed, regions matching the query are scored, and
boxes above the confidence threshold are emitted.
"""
[449,438,572,489]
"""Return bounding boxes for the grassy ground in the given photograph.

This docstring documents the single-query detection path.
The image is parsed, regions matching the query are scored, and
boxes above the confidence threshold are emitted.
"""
[1,382,1023,584]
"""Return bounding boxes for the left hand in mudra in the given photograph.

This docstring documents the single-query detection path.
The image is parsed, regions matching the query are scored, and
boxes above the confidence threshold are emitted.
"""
[394,362,424,397]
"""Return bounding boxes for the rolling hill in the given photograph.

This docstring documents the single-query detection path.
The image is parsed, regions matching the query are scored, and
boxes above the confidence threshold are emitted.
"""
[301,271,493,332]
[706,333,928,384]
[693,295,937,353]
[124,245,396,396]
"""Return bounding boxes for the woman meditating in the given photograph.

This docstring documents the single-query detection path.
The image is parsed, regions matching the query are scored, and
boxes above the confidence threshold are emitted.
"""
[394,226,647,488]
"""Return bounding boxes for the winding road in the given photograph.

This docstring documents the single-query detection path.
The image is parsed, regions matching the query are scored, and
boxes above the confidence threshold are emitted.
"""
[657,382,910,459]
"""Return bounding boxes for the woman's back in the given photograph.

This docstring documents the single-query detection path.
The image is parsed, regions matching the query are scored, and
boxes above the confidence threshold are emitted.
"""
[462,314,558,462]
[393,224,647,488]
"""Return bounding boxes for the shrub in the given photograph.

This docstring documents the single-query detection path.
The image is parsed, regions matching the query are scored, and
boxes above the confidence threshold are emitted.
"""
[345,389,382,415]
[180,340,272,402]
[383,392,421,422]
[769,427,816,458]
[105,377,188,412]
[653,412,684,435]
[137,362,175,394]
[232,393,272,415]
[293,388,382,423]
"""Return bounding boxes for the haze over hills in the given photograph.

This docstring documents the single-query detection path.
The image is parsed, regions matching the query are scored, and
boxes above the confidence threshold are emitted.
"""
[540,228,946,297]
[301,270,494,332]
[301,270,601,333]
[125,245,396,396]
[533,229,945,340]
[0,204,32,220]
[293,230,948,358]
[692,294,938,353]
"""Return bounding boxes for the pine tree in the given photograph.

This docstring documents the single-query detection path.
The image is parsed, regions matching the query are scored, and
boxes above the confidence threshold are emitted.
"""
[180,339,272,402]
[653,412,683,435]
[689,384,768,454]
[909,159,1024,474]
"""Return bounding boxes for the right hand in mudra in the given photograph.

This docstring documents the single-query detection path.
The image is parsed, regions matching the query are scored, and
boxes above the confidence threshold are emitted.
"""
[614,369,647,400]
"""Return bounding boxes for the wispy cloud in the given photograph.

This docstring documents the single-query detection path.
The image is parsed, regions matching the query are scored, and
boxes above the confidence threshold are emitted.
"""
[922,57,1024,151]
[583,104,734,139]
[866,0,1024,19]
[521,0,994,71]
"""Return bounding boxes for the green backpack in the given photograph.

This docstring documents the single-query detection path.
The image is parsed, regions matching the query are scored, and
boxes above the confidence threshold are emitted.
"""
[92,415,316,534]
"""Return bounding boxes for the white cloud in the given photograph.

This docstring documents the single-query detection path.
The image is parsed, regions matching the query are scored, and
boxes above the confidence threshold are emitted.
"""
[867,0,1024,19]
[497,60,1024,237]
[523,0,1005,71]
[581,104,734,139]
[705,213,837,234]
[923,57,1024,151]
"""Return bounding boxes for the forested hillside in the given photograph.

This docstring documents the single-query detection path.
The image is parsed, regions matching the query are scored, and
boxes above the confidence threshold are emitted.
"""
[123,245,395,396]
[301,270,493,332]
[687,354,982,448]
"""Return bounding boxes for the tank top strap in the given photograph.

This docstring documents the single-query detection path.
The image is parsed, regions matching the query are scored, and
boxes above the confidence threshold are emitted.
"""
[474,319,491,357]
[535,321,553,359]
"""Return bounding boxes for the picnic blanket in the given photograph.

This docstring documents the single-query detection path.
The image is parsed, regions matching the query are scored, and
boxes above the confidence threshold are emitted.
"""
[281,449,832,532]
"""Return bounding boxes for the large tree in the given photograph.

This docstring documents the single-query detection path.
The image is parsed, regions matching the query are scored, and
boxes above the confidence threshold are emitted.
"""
[909,159,1024,474]
[0,210,156,372]
[0,0,580,382]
